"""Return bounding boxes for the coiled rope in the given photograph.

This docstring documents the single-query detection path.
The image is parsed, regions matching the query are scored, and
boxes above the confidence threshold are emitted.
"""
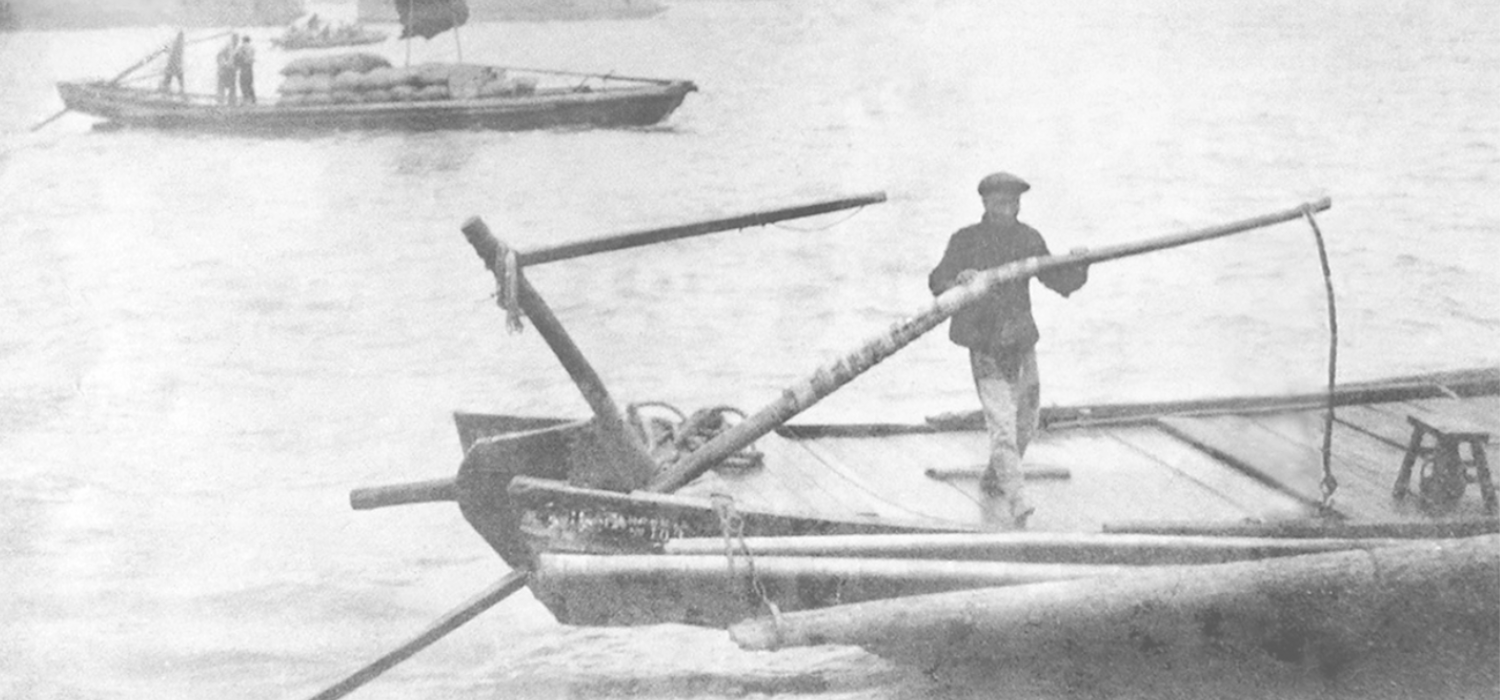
[626,401,764,473]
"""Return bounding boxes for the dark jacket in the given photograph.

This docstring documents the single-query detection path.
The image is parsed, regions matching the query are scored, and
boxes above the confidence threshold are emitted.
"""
[928,217,1086,354]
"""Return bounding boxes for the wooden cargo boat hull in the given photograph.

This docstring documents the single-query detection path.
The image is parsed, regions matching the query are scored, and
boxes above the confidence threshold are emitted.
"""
[444,367,1499,621]
[269,32,387,51]
[327,197,1498,697]
[56,78,695,132]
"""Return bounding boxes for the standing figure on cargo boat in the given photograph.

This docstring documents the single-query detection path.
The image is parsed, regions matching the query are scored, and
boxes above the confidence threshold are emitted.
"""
[216,33,239,105]
[928,172,1088,529]
[158,30,186,94]
[234,36,257,105]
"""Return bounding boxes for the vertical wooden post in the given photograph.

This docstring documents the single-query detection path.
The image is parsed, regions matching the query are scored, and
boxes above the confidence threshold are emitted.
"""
[461,217,657,491]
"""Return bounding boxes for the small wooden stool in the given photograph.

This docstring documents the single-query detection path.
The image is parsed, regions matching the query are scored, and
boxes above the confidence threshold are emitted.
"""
[1392,415,1496,514]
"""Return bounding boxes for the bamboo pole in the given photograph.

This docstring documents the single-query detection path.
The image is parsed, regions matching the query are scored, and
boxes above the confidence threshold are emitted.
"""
[532,554,1127,628]
[728,536,1499,675]
[305,570,529,700]
[1104,517,1499,539]
[539,552,1128,585]
[661,531,1427,566]
[649,198,1333,493]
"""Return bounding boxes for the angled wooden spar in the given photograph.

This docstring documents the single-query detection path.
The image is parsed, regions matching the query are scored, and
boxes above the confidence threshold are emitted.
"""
[348,192,890,507]
[515,191,887,266]
[649,198,1333,493]
[463,218,659,491]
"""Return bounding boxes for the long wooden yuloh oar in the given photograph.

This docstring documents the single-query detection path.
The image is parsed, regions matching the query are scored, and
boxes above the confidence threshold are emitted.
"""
[649,197,1333,493]
[305,569,529,700]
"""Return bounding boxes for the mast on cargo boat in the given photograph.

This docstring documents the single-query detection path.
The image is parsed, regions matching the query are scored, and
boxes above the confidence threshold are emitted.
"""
[395,0,469,64]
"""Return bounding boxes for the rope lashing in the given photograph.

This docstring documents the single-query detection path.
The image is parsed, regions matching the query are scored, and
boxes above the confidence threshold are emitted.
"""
[770,204,870,232]
[711,493,778,619]
[1303,204,1340,513]
[486,241,523,333]
[627,402,765,472]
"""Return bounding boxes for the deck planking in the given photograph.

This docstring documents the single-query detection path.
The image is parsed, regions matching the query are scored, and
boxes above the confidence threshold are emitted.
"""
[1155,413,1325,506]
[674,393,1498,535]
[1100,425,1311,521]
[787,433,988,525]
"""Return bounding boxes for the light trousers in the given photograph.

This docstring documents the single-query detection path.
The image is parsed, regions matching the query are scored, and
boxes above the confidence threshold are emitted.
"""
[970,347,1040,519]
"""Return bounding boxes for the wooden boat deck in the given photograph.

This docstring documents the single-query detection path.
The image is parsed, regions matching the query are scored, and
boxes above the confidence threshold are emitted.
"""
[673,393,1498,532]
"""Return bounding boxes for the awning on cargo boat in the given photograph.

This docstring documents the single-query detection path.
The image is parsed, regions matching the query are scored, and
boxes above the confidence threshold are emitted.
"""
[396,0,469,39]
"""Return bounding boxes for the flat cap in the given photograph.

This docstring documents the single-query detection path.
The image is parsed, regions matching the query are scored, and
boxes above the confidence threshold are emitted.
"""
[977,171,1031,195]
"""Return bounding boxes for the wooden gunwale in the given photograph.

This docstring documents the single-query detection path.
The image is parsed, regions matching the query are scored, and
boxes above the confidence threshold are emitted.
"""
[56,76,695,131]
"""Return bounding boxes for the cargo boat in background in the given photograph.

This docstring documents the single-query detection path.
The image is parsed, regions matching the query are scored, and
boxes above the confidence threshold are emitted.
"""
[358,0,665,22]
[46,0,694,133]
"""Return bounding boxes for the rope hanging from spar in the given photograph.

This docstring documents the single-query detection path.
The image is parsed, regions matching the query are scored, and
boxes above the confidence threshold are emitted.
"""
[768,203,872,232]
[711,494,781,625]
[485,243,523,333]
[1303,204,1340,513]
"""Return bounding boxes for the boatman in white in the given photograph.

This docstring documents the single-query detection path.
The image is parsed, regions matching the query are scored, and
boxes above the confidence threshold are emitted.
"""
[928,172,1088,529]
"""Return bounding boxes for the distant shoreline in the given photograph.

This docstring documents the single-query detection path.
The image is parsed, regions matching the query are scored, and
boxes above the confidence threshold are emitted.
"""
[2,0,304,30]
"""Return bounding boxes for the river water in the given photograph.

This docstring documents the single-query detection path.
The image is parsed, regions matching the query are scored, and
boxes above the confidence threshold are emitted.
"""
[1,0,1497,698]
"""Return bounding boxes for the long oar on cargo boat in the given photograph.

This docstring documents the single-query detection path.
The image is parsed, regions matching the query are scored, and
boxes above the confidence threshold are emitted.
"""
[648,197,1333,492]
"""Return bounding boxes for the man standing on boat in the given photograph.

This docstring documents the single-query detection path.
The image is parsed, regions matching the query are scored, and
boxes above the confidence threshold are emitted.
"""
[928,172,1088,529]
[158,30,186,94]
[216,33,239,105]
[234,36,257,105]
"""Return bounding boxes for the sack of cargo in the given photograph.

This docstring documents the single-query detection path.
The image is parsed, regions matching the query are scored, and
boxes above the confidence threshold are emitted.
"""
[359,67,398,91]
[414,63,453,87]
[341,53,392,73]
[280,52,392,76]
[512,76,538,95]
[415,84,450,101]
[361,89,394,104]
[280,55,326,76]
[447,64,492,99]
[303,73,334,94]
[477,80,513,98]
[389,84,418,101]
[277,74,312,94]
[331,70,363,92]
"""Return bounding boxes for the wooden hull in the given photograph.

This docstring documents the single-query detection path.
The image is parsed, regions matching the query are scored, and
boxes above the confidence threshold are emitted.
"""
[443,368,1500,631]
[56,78,695,133]
[269,33,387,51]
[357,0,667,22]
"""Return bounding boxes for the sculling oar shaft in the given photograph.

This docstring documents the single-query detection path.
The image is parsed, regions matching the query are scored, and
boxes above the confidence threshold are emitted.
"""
[517,191,887,266]
[648,197,1332,492]
[305,569,529,700]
